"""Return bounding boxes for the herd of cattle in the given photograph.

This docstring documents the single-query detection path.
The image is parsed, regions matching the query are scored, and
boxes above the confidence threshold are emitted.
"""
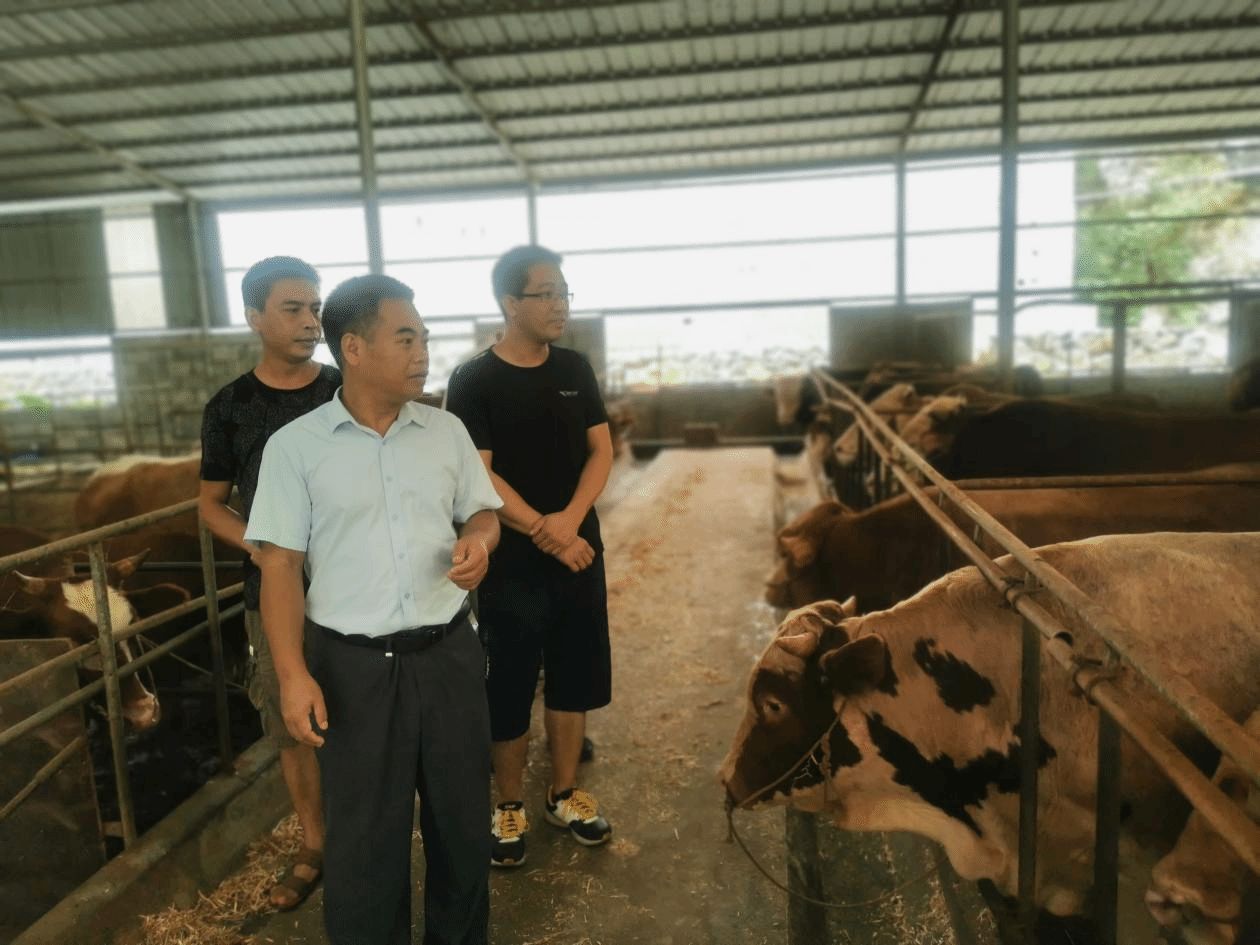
[726,360,1260,942]
[6,362,1260,940]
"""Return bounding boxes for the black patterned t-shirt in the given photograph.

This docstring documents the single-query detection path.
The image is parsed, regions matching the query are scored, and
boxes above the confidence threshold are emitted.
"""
[200,363,341,608]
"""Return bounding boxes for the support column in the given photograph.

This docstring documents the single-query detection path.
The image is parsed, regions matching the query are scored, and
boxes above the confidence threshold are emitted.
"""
[527,182,539,245]
[996,0,1019,386]
[350,0,383,274]
[895,160,907,305]
[186,199,212,333]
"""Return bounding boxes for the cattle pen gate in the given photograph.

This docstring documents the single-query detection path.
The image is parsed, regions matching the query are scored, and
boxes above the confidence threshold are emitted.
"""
[809,369,1260,945]
[0,501,251,941]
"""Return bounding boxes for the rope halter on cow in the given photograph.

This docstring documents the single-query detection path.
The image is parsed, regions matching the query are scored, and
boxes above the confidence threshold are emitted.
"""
[724,697,950,910]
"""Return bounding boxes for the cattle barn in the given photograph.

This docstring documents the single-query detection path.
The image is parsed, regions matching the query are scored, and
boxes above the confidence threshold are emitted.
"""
[3,2,1260,944]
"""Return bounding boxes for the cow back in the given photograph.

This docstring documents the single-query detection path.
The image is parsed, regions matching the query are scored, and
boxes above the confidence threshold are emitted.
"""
[938,401,1260,479]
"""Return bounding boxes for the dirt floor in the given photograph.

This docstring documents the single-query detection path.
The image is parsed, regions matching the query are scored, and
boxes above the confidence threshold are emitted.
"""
[161,447,797,945]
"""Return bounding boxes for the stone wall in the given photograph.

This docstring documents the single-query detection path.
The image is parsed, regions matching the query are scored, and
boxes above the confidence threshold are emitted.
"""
[111,329,259,451]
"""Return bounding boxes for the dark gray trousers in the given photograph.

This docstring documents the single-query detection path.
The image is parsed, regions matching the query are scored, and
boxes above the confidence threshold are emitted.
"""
[307,618,491,945]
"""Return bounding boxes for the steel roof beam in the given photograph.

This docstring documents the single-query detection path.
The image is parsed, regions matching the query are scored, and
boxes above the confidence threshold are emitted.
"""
[900,0,966,153]
[8,43,1260,137]
[394,0,1131,25]
[10,25,1260,103]
[398,8,535,185]
[12,118,1260,206]
[0,92,190,198]
[15,98,1260,186]
[3,6,1256,71]
[0,11,418,64]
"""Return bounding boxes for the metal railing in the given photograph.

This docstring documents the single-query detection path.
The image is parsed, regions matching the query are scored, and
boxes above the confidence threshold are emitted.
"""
[0,499,240,848]
[812,368,1260,944]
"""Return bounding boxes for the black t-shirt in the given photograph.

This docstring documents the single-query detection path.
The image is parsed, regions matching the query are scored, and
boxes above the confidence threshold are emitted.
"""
[200,363,342,608]
[445,346,607,578]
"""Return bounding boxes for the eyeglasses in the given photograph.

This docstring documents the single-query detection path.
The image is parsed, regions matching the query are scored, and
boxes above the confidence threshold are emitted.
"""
[516,290,574,304]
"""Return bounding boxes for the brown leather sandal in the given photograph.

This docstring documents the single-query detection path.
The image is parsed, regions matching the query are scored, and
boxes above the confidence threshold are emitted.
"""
[270,847,323,912]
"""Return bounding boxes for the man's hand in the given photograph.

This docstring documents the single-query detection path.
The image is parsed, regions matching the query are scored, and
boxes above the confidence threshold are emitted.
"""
[280,671,328,747]
[447,535,490,590]
[530,510,582,555]
[554,537,595,573]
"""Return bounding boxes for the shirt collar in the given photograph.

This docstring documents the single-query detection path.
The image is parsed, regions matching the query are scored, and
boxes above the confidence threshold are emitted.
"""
[324,388,430,434]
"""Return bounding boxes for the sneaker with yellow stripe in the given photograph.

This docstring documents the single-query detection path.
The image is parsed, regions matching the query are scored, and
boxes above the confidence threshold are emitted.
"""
[490,802,528,867]
[543,787,611,846]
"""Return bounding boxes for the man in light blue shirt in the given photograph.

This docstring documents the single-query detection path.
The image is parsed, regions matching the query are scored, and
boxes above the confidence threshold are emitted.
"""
[246,274,502,945]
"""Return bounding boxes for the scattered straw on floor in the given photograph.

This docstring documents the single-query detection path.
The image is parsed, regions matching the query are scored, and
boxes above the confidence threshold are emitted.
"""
[139,814,303,945]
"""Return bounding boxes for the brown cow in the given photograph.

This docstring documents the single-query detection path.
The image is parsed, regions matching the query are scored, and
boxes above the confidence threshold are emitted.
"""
[768,476,1260,611]
[831,383,927,466]
[723,531,1260,938]
[606,397,635,459]
[934,401,1260,480]
[1145,708,1260,945]
[73,453,202,531]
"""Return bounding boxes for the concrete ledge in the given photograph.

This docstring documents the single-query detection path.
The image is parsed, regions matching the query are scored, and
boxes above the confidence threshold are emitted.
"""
[13,736,288,945]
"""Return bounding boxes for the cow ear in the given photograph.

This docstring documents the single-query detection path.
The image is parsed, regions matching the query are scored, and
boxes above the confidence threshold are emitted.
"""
[929,396,965,421]
[11,572,59,599]
[819,635,887,696]
[779,534,817,569]
[107,548,151,583]
[123,583,190,618]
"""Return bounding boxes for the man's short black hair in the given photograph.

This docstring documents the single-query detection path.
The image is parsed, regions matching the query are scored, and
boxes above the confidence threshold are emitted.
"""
[491,244,563,315]
[321,274,416,370]
[241,256,320,311]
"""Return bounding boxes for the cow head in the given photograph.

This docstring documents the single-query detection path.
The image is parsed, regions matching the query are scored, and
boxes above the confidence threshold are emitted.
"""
[720,597,874,812]
[10,549,176,731]
[1145,731,1259,945]
[897,395,972,464]
[765,502,853,609]
[832,384,923,467]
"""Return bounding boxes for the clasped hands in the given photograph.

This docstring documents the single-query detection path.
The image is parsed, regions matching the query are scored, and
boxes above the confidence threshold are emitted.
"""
[530,510,593,573]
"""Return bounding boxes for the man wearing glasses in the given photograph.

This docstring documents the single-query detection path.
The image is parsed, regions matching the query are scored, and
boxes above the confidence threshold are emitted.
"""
[445,244,615,869]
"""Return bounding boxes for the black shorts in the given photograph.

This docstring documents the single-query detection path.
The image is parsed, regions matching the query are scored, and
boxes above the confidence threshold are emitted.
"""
[476,554,612,742]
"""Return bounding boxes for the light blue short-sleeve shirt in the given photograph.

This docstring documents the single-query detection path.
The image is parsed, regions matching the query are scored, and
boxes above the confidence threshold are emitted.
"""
[245,391,503,636]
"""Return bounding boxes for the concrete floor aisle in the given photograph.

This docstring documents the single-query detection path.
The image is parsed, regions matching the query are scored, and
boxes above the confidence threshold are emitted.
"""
[250,447,791,945]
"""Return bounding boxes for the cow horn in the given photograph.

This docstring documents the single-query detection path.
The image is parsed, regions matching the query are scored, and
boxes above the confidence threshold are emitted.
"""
[10,571,59,598]
[810,597,858,624]
[776,632,818,660]
[106,548,151,583]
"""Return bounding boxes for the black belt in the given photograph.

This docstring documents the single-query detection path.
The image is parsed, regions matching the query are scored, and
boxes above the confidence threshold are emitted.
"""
[313,603,471,657]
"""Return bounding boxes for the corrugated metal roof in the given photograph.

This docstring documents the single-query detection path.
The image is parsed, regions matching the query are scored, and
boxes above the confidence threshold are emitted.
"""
[1,0,1259,205]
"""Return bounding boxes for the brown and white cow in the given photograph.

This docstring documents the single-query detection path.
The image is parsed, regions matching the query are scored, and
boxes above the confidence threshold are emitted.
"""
[2,530,189,730]
[73,452,202,531]
[767,477,1260,611]
[723,531,1260,936]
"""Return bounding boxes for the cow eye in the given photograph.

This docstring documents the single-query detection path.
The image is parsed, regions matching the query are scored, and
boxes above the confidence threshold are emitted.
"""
[760,696,785,720]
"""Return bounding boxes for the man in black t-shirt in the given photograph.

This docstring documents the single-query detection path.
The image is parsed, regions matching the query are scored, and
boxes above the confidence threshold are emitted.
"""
[445,244,615,869]
[199,256,340,911]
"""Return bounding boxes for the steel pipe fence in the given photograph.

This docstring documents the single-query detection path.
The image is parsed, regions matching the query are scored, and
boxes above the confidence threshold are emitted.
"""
[812,369,1260,944]
[0,498,239,850]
